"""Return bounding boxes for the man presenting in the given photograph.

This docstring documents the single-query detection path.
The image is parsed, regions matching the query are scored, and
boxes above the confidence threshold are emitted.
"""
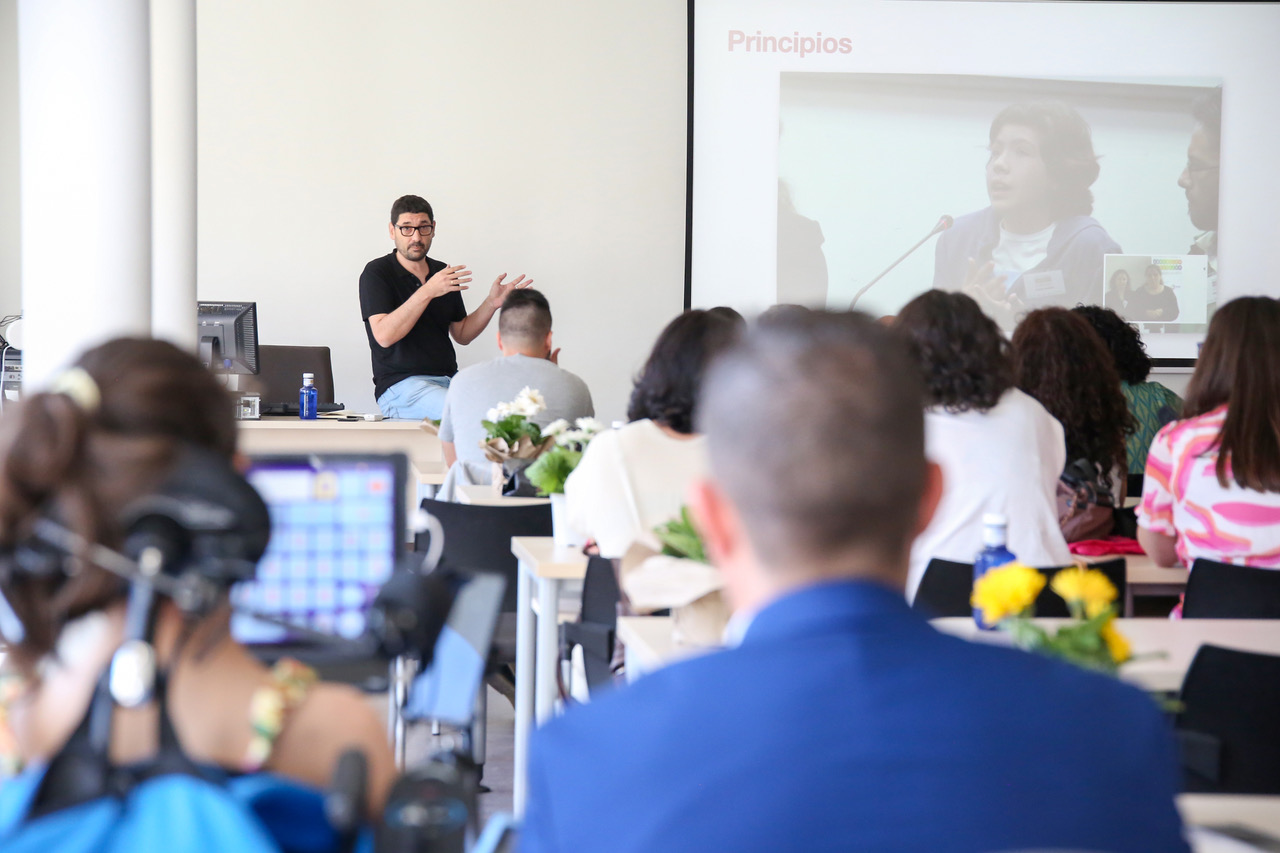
[522,311,1187,853]
[359,195,532,420]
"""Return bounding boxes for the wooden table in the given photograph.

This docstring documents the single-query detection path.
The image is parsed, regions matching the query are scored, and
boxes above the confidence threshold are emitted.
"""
[1118,553,1189,615]
[511,536,588,816]
[934,617,1280,692]
[238,416,446,521]
[456,483,550,507]
[618,614,1280,695]
[1180,794,1280,849]
[618,615,714,679]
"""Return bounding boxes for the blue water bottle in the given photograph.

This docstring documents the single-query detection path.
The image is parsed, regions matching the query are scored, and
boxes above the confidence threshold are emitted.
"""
[973,513,1016,630]
[299,373,318,420]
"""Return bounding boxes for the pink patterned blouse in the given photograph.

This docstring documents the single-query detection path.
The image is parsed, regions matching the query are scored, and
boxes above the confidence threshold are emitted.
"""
[1139,405,1280,569]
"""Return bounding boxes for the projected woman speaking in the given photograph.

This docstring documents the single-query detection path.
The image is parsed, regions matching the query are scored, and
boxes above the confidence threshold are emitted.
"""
[933,100,1120,329]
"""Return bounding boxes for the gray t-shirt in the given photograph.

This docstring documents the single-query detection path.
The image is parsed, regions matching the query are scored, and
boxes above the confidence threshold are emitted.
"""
[439,354,594,483]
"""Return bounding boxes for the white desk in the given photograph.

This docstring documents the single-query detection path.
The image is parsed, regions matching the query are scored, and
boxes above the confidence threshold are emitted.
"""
[456,483,550,507]
[618,614,1280,694]
[511,536,588,816]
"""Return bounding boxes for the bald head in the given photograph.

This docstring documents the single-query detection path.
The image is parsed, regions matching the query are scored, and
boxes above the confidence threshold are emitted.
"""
[698,311,928,581]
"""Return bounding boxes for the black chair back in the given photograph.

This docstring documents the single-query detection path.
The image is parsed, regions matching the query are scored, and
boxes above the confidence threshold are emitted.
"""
[256,345,336,404]
[563,556,622,690]
[1183,559,1280,619]
[912,558,1127,618]
[1177,644,1280,793]
[415,498,553,612]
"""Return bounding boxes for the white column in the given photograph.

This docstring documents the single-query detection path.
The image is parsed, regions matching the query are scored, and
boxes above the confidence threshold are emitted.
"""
[150,0,197,349]
[17,0,152,388]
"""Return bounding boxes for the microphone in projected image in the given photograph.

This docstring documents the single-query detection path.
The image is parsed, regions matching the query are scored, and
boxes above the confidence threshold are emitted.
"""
[849,215,953,310]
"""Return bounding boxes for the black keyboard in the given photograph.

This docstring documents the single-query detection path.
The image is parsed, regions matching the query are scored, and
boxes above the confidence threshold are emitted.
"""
[260,402,346,416]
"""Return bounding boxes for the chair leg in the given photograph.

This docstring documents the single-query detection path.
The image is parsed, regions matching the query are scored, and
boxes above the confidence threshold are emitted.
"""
[472,687,488,766]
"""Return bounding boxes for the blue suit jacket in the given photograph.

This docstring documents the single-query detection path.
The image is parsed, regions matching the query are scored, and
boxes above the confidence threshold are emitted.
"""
[521,581,1187,853]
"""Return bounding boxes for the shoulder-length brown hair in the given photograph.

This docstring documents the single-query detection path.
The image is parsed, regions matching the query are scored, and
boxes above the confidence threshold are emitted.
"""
[0,338,237,670]
[1011,308,1133,476]
[1184,297,1280,491]
[895,290,1013,413]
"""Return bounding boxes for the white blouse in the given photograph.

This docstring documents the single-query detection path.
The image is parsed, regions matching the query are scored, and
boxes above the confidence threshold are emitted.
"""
[908,388,1073,600]
[564,419,707,560]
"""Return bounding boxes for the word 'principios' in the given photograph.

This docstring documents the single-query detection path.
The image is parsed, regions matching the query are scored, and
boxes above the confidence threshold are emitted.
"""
[727,30,853,57]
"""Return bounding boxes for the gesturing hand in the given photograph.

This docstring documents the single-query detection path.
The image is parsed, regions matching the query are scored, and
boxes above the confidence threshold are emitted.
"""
[423,264,472,301]
[960,258,1023,331]
[487,273,534,310]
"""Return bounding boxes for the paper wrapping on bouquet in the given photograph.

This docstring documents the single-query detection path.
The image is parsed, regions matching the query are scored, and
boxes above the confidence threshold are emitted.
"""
[620,544,730,647]
[479,434,555,495]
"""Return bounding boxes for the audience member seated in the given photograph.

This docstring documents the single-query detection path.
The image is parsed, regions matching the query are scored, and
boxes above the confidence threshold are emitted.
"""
[0,339,395,823]
[1124,263,1180,324]
[1012,307,1134,541]
[895,290,1070,599]
[1073,305,1183,478]
[437,288,593,499]
[1139,297,1280,573]
[521,311,1188,853]
[564,309,740,558]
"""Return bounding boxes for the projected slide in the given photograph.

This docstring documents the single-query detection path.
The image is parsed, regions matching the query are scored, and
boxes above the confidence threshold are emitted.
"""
[690,1,1280,363]
[777,74,1220,337]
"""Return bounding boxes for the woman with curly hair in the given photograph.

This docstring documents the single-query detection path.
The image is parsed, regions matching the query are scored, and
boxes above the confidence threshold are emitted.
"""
[1139,297,1280,573]
[565,309,742,558]
[934,100,1121,329]
[1072,305,1183,482]
[895,291,1071,597]
[1012,308,1135,540]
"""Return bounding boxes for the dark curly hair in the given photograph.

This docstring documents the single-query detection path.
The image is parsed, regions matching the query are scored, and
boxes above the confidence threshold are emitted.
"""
[627,310,741,435]
[1071,305,1152,384]
[894,290,1012,413]
[991,100,1101,218]
[1012,308,1134,477]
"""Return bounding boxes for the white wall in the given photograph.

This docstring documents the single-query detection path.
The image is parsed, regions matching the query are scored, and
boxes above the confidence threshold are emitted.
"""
[0,0,18,319]
[196,1,688,422]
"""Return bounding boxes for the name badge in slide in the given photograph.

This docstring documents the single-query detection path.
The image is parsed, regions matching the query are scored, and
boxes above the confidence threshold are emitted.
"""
[1022,270,1067,299]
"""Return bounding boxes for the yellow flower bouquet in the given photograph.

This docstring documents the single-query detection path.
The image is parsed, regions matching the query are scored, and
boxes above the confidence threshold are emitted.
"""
[971,562,1132,675]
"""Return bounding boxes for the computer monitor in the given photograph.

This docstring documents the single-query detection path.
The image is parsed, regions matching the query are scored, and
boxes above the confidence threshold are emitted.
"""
[197,301,259,375]
[231,453,407,645]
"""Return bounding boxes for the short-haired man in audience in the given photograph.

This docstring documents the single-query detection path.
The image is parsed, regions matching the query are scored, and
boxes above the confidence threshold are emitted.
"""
[359,194,532,420]
[521,311,1187,852]
[437,288,592,498]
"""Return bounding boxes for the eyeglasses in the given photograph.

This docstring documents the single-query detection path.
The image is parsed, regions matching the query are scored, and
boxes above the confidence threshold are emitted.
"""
[397,223,435,237]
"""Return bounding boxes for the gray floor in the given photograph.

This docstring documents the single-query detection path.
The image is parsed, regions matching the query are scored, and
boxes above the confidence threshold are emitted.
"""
[372,685,517,823]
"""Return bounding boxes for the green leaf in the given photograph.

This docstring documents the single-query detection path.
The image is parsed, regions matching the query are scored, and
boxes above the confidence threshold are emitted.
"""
[653,507,707,562]
[525,447,582,495]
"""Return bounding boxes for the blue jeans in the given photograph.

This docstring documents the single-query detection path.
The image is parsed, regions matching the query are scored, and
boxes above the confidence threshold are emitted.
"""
[377,375,451,421]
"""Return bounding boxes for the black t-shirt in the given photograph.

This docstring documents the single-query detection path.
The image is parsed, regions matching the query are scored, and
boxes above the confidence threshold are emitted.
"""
[359,252,468,400]
[1124,285,1180,323]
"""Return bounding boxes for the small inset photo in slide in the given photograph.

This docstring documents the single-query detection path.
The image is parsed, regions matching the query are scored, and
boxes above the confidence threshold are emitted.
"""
[1102,253,1208,332]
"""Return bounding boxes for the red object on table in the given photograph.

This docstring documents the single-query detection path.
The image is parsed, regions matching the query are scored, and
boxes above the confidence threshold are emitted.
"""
[1068,536,1146,556]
